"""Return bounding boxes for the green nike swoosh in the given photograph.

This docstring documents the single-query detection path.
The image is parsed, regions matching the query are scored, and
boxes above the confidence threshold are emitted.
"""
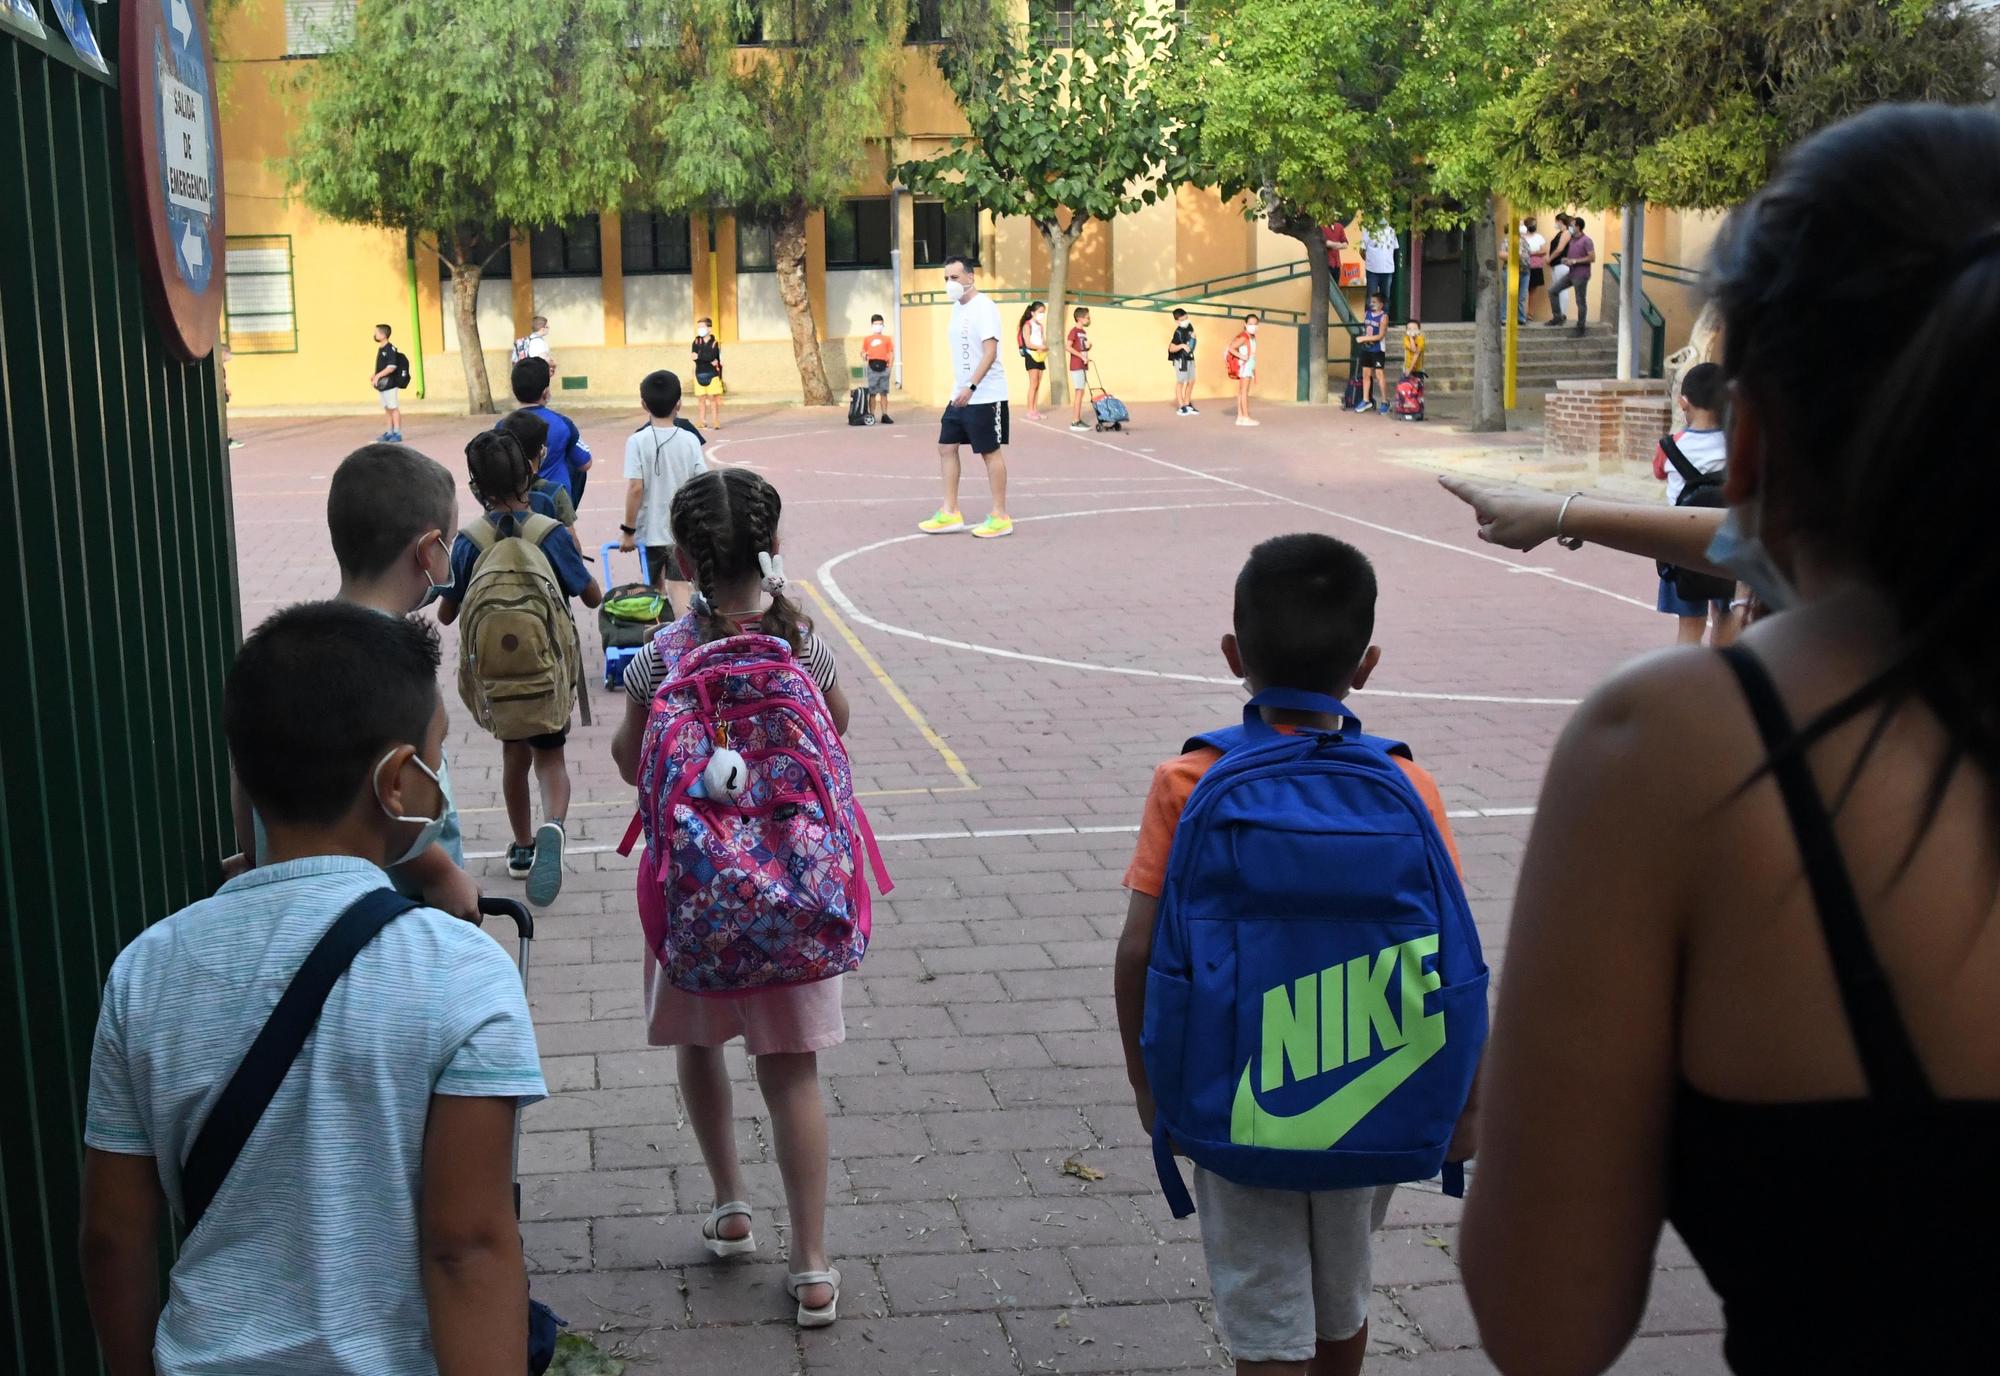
[1230,1014,1446,1150]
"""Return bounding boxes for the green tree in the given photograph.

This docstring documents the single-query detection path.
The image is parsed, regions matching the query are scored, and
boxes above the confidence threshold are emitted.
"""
[632,0,911,406]
[287,0,648,413]
[1180,1,1405,404]
[905,0,1195,406]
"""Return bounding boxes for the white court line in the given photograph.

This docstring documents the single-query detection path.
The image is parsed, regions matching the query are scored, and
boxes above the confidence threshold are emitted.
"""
[815,502,1586,707]
[1034,419,1653,610]
[461,804,1536,860]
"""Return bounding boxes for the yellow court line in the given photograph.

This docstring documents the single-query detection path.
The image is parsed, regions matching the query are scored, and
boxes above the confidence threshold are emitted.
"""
[800,578,978,792]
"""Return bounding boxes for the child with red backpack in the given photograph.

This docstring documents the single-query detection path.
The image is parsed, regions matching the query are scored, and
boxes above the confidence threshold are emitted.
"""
[610,467,888,1330]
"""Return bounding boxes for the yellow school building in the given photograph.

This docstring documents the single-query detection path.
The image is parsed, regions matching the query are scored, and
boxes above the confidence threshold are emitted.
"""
[217,4,1715,413]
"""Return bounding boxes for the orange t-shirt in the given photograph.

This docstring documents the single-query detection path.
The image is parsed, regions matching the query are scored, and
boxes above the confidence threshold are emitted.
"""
[1123,740,1464,898]
[861,333,895,364]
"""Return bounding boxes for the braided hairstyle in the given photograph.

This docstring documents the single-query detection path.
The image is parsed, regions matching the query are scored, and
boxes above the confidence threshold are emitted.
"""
[668,467,812,653]
[464,430,534,536]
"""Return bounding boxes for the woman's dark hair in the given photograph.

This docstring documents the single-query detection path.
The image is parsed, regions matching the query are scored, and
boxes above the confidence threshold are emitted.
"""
[1706,102,2000,813]
[465,430,533,516]
[669,467,813,653]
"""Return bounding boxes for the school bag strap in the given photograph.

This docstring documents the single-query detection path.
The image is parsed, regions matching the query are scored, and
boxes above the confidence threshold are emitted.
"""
[1186,688,1411,761]
[462,512,561,554]
[1658,434,1719,491]
[179,889,419,1236]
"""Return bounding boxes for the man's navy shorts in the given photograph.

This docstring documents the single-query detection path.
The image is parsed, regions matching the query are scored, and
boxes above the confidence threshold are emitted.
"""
[938,400,1010,455]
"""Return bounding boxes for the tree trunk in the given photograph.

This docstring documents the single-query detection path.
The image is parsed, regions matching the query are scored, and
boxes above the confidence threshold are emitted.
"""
[451,261,496,415]
[1266,202,1331,403]
[1469,198,1506,433]
[775,204,836,406]
[1043,218,1078,407]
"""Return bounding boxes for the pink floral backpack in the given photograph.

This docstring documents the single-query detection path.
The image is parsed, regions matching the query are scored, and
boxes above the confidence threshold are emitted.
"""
[618,615,892,995]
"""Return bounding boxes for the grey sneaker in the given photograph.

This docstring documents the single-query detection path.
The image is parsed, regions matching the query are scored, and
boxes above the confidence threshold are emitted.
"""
[527,821,565,906]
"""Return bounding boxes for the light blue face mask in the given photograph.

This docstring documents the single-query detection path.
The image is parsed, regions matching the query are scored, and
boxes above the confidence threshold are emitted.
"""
[417,533,453,610]
[375,746,452,868]
[1705,496,1798,613]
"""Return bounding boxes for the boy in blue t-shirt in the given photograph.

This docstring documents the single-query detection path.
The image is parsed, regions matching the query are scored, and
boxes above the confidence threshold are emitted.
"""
[83,602,544,1374]
[439,431,601,905]
[504,356,592,507]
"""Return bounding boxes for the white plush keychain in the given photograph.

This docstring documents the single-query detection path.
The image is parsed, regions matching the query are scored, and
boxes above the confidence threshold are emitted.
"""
[702,747,748,803]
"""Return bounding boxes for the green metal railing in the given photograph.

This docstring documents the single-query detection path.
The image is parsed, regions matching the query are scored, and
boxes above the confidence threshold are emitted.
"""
[4,9,238,1370]
[900,286,1308,326]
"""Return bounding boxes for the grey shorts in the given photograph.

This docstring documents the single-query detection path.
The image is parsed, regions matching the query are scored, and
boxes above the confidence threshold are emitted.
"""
[1193,1169,1394,1363]
[378,387,399,409]
[864,367,890,395]
[1173,359,1195,382]
[1069,368,1088,391]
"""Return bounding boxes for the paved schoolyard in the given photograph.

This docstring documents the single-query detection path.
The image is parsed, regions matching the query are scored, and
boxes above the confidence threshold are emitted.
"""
[228,392,1729,1375]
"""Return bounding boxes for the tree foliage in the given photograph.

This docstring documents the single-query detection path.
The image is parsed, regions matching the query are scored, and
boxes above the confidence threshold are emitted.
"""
[630,0,912,404]
[1484,0,1997,211]
[287,0,648,410]
[904,0,1194,402]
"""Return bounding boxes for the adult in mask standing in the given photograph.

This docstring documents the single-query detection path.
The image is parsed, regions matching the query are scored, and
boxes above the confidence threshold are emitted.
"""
[918,257,1013,540]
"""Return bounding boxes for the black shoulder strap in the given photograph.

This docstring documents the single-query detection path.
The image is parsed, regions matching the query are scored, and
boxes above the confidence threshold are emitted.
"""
[1658,435,1715,489]
[180,889,420,1233]
[1717,647,1932,1102]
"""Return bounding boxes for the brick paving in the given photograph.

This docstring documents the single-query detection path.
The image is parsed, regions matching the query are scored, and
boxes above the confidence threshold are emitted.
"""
[229,395,1728,1374]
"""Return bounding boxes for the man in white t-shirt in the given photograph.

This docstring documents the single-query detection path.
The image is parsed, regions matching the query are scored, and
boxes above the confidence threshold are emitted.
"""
[1361,220,1399,306]
[918,256,1013,540]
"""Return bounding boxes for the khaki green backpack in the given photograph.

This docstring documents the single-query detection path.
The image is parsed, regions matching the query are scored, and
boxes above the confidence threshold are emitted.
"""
[456,513,580,740]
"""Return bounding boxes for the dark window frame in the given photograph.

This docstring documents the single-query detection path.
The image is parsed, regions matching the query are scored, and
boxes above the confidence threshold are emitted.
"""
[621,210,693,275]
[735,218,778,273]
[913,200,981,269]
[824,198,892,269]
[529,218,602,278]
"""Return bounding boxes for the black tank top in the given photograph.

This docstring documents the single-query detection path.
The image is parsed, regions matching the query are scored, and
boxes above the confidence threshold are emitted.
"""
[1666,647,2000,1373]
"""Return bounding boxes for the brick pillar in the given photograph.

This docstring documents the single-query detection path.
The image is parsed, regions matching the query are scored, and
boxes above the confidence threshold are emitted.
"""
[1543,379,1670,474]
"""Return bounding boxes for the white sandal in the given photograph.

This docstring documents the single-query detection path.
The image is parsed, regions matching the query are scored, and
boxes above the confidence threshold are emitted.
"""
[702,1201,757,1259]
[785,1267,841,1328]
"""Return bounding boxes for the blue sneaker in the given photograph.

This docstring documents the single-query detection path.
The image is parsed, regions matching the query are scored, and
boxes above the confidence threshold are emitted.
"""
[1355,402,1375,414]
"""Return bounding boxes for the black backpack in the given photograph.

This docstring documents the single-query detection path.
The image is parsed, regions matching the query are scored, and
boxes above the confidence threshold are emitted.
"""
[1658,436,1735,603]
[390,348,412,389]
[847,387,873,426]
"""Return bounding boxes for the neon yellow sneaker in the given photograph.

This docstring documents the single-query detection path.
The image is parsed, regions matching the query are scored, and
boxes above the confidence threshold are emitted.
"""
[918,509,966,534]
[969,515,1015,540]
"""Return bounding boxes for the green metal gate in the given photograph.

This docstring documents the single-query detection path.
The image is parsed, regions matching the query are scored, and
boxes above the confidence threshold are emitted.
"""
[2,3,238,1369]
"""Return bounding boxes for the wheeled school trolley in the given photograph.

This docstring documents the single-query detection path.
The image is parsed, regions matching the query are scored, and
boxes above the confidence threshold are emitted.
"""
[596,543,667,689]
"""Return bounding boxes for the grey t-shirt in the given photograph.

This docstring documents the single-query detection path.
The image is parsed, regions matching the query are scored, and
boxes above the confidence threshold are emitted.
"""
[623,423,707,548]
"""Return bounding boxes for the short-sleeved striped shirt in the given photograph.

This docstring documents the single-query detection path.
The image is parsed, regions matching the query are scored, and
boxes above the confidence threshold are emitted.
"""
[84,856,546,1374]
[622,611,838,704]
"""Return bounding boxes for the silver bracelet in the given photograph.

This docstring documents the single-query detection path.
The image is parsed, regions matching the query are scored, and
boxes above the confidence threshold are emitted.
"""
[1555,492,1585,550]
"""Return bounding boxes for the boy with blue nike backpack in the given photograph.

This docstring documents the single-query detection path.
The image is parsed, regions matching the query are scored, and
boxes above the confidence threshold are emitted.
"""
[1114,534,1485,1376]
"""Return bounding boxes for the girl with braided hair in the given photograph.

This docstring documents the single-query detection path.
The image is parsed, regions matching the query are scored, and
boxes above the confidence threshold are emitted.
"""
[610,465,852,1325]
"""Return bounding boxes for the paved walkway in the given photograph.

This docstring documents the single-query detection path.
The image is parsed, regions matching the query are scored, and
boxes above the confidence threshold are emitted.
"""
[229,395,1729,1374]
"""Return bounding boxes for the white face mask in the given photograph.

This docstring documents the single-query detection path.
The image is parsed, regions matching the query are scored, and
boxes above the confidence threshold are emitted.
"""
[374,746,450,868]
[696,326,710,339]
[1246,323,1258,336]
[871,324,883,334]
[943,279,966,303]
[417,533,453,610]
[1035,310,1046,321]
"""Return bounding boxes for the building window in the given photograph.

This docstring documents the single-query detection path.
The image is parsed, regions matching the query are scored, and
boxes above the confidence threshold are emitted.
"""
[907,0,947,42]
[223,236,297,354]
[824,199,891,269]
[529,218,601,277]
[1030,2,1075,48]
[622,211,692,274]
[284,0,355,57]
[913,201,979,268]
[736,218,776,272]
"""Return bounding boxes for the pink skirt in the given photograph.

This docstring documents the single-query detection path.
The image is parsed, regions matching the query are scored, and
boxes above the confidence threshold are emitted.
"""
[642,949,847,1055]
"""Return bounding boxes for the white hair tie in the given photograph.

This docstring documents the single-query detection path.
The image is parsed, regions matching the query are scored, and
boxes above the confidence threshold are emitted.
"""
[757,551,787,595]
[688,589,712,616]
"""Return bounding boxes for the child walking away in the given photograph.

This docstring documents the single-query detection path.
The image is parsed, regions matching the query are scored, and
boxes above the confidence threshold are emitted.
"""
[1114,534,1485,1376]
[611,467,892,1330]
[861,314,896,424]
[496,409,579,529]
[506,357,593,508]
[691,318,724,431]
[1651,362,1738,646]
[1227,313,1259,427]
[369,323,408,442]
[438,431,601,906]
[1066,306,1094,431]
[83,603,545,1376]
[1169,308,1199,416]
[621,369,707,608]
[1018,301,1048,420]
